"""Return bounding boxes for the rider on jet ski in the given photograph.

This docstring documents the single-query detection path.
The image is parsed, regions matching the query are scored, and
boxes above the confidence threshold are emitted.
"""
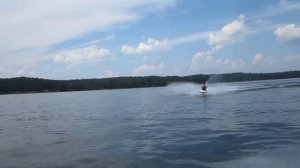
[201,83,207,91]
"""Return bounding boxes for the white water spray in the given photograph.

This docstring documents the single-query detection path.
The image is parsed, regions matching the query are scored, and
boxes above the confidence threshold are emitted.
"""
[166,82,242,96]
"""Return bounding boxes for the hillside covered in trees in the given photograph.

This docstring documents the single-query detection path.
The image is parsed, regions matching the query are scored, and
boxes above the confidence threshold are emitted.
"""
[1,71,300,94]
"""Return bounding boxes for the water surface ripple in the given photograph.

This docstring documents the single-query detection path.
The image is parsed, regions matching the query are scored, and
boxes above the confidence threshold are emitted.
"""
[0,78,300,168]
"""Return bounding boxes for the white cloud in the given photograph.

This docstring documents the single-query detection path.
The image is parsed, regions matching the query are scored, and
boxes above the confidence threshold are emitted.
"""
[190,51,245,73]
[122,15,249,55]
[208,15,249,47]
[188,15,254,74]
[121,32,209,54]
[279,0,300,11]
[54,45,111,63]
[252,53,277,65]
[190,51,296,74]
[274,24,300,43]
[133,63,164,76]
[103,70,119,78]
[252,53,264,65]
[136,38,170,53]
[191,52,213,68]
[170,32,210,45]
[264,57,276,65]
[249,0,300,22]
[0,0,177,52]
[121,45,136,55]
[16,60,37,77]
[122,38,170,54]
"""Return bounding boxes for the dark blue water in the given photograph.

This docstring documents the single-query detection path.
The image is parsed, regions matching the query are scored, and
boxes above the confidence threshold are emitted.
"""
[0,78,300,168]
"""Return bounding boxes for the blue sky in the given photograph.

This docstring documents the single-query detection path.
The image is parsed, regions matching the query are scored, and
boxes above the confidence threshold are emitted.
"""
[0,0,300,79]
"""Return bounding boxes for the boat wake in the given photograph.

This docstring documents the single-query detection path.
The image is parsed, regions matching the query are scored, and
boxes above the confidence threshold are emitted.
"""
[165,78,300,96]
[166,82,241,96]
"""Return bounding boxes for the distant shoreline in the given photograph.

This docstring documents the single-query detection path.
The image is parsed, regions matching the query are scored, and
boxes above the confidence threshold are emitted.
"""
[1,71,300,95]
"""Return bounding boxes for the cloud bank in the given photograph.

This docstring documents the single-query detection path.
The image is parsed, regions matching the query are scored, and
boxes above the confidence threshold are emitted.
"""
[133,63,164,76]
[54,45,111,64]
[274,24,300,43]
[121,32,209,54]
[208,15,249,47]
[0,0,177,51]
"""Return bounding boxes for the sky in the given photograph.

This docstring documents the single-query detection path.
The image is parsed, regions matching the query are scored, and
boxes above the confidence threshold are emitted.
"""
[0,0,300,79]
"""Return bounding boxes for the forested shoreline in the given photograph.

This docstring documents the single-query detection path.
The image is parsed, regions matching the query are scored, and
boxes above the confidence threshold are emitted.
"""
[1,71,300,94]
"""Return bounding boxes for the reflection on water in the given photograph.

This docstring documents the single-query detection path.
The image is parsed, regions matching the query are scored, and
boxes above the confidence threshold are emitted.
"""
[0,78,300,168]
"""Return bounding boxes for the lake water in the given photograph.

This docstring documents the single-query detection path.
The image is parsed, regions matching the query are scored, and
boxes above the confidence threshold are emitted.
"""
[0,78,300,168]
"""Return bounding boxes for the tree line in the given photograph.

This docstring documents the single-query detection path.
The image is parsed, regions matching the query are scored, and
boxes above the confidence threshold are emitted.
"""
[0,71,300,94]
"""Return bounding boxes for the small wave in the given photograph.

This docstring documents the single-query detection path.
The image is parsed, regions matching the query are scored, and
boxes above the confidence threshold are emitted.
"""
[165,79,300,96]
[166,83,200,95]
[166,82,242,96]
[205,84,241,95]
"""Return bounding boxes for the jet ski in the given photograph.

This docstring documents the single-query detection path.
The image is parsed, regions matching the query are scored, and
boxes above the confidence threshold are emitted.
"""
[200,83,208,94]
[200,89,207,93]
